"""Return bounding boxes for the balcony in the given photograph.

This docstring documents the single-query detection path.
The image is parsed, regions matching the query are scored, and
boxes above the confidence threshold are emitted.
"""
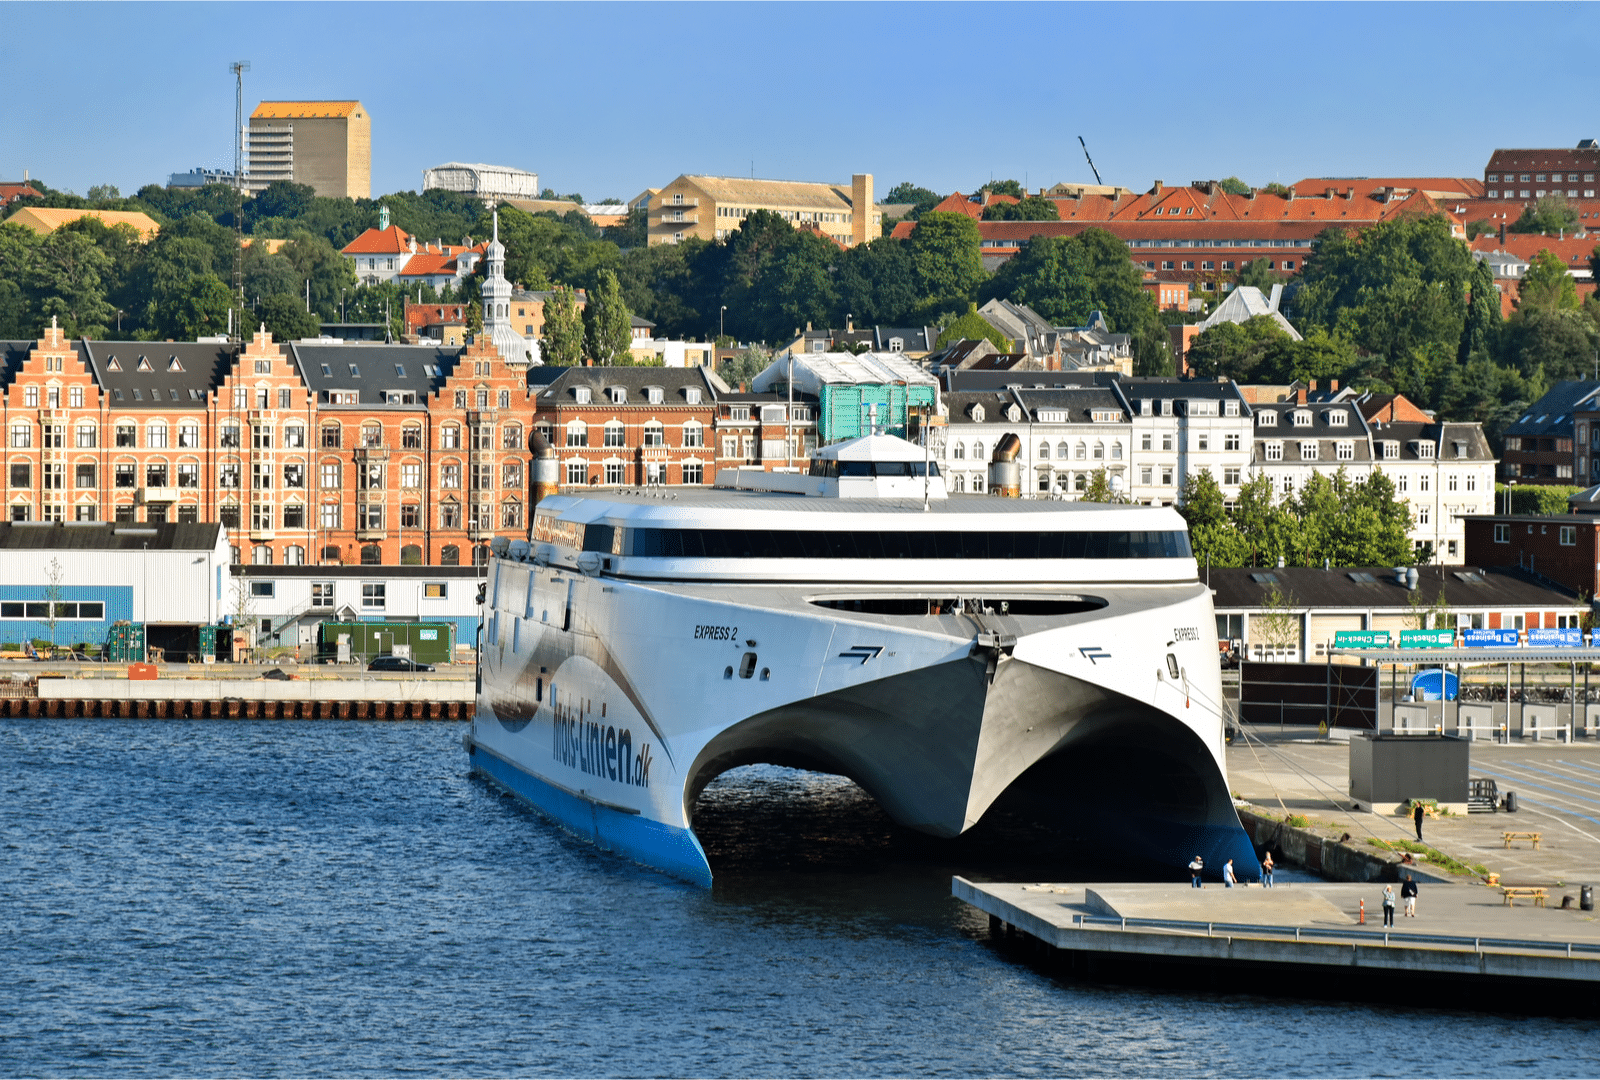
[663,198,699,208]
[659,214,699,226]
[139,486,178,504]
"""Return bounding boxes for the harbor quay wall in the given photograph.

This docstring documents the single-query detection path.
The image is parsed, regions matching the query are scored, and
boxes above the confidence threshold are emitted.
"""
[1234,807,1454,883]
[14,674,474,719]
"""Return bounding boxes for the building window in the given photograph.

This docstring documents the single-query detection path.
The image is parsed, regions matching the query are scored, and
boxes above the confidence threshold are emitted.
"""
[75,463,95,488]
[1264,442,1283,461]
[320,462,340,489]
[320,425,341,449]
[604,461,626,485]
[1161,466,1174,486]
[565,461,587,486]
[401,463,422,489]
[1224,433,1240,451]
[1335,441,1354,461]
[402,426,422,449]
[682,461,704,485]
[178,464,199,488]
[441,425,460,450]
[1300,442,1318,461]
[1419,474,1431,492]
[283,505,305,529]
[319,503,340,529]
[1224,467,1241,485]
[1466,475,1477,492]
[1418,506,1430,525]
[565,422,587,448]
[1561,525,1577,546]
[362,583,386,609]
[441,463,461,489]
[502,462,522,490]
[604,422,626,448]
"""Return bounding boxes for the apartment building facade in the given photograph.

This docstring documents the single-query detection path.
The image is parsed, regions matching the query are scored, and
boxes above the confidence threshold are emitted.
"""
[649,173,882,247]
[247,100,371,198]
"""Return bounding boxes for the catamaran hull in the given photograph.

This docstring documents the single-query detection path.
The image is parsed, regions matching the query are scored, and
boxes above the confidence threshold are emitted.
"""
[466,558,1259,887]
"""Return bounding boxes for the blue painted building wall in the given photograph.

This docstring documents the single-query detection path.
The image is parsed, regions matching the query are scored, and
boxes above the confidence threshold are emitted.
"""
[0,584,134,647]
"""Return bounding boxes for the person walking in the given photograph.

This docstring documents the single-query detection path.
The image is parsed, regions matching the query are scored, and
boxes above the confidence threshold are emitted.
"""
[1188,855,1204,888]
[1413,801,1425,842]
[1381,884,1396,927]
[1401,874,1418,918]
[1261,851,1275,888]
[1223,858,1236,888]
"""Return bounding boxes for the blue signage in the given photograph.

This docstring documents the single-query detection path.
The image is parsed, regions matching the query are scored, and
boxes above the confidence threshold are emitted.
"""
[1463,628,1520,647]
[1528,627,1583,647]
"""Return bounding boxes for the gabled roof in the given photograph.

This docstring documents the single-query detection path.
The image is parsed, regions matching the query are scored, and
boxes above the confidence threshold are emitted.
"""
[1209,565,1577,611]
[1364,420,1494,462]
[1504,381,1600,437]
[0,338,90,391]
[671,175,860,210]
[342,224,412,256]
[529,365,720,404]
[1470,232,1599,271]
[0,521,224,552]
[1196,286,1302,341]
[1348,393,1431,424]
[874,326,937,352]
[289,342,463,405]
[82,341,234,409]
[5,207,160,240]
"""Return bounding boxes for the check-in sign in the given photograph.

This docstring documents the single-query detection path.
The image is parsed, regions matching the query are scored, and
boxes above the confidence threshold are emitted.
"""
[1464,628,1519,647]
[1400,629,1456,648]
[1528,627,1583,647]
[1334,630,1389,649]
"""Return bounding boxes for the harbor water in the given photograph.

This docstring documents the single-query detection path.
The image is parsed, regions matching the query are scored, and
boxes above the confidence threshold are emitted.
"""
[2,718,1596,1077]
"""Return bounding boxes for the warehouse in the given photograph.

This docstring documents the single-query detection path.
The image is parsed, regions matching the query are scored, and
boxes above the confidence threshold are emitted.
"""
[0,521,230,658]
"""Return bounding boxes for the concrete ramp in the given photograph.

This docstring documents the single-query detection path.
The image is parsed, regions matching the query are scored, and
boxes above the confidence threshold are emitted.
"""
[1085,884,1356,924]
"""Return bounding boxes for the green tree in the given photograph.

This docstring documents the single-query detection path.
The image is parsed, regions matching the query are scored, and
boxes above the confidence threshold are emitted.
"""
[602,206,648,250]
[883,182,940,219]
[1516,249,1580,314]
[279,231,357,321]
[583,268,632,364]
[1237,258,1278,292]
[1080,468,1116,502]
[85,184,120,203]
[166,273,232,340]
[1510,193,1578,235]
[982,179,1025,199]
[256,293,321,341]
[1503,310,1596,383]
[1465,219,1496,241]
[1460,259,1501,362]
[1262,182,1292,197]
[0,222,40,337]
[1179,469,1253,567]
[831,237,919,328]
[934,303,1009,351]
[540,285,585,366]
[982,196,1059,221]
[1185,315,1292,381]
[906,211,985,306]
[1252,583,1301,651]
[1217,177,1251,196]
[717,343,770,389]
[31,228,115,337]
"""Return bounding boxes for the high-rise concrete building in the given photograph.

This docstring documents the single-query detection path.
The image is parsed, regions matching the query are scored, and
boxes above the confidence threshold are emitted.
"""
[247,101,371,198]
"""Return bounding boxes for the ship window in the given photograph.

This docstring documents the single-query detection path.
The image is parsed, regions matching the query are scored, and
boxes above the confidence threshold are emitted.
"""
[620,528,1192,560]
[739,652,758,679]
[723,665,734,680]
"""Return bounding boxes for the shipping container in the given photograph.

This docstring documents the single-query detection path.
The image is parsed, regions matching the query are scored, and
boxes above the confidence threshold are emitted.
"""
[105,621,146,663]
[317,622,455,666]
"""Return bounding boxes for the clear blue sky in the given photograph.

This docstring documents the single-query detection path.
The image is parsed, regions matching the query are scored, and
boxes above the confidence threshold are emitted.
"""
[4,1,1596,202]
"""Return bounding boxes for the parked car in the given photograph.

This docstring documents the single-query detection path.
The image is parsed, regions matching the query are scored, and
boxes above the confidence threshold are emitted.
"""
[367,654,435,673]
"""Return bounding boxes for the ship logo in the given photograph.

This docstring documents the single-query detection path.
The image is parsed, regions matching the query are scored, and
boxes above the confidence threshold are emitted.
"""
[1079,646,1112,664]
[838,645,884,665]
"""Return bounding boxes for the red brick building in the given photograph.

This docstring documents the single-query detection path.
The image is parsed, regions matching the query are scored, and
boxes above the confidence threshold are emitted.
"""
[1464,513,1600,608]
[530,366,722,488]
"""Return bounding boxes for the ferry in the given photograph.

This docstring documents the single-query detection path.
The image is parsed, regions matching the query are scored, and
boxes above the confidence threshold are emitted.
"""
[465,433,1259,886]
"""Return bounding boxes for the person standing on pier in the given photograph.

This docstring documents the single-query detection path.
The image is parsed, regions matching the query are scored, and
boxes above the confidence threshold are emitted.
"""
[1401,874,1418,917]
[1413,802,1425,842]
[1261,851,1275,888]
[1188,855,1203,888]
[1222,859,1236,887]
[1381,884,1396,927]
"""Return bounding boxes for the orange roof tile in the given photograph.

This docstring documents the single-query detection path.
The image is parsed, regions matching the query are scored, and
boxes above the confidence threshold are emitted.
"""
[1471,232,1600,266]
[929,192,983,219]
[341,224,412,255]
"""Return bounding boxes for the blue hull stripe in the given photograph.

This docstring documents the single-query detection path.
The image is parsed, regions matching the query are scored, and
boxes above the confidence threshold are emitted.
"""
[469,742,714,888]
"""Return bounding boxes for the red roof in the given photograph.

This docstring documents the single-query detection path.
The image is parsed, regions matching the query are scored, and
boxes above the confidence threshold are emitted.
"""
[972,219,1345,245]
[1471,232,1600,267]
[342,224,413,255]
[1290,177,1484,200]
[0,182,41,205]
[929,192,983,219]
[397,252,455,277]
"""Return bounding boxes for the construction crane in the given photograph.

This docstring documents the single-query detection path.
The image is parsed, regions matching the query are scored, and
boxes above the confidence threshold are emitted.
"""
[1078,136,1102,186]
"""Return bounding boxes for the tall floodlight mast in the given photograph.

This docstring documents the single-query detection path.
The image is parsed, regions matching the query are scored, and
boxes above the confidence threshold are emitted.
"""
[230,60,251,343]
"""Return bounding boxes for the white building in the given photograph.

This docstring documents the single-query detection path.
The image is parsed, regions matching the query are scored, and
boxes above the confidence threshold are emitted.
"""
[235,565,486,653]
[422,162,540,204]
[1122,378,1253,506]
[938,385,1129,496]
[0,521,231,656]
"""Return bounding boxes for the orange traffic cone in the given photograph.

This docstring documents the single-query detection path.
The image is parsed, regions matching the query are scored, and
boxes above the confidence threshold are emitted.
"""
[1359,898,1365,925]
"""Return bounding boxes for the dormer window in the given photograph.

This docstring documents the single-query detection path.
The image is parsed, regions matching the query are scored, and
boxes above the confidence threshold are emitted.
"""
[646,386,664,405]
[1325,410,1347,427]
[970,404,986,423]
[1139,399,1152,416]
[888,338,904,353]
[1415,442,1435,459]
[1224,399,1239,416]
[1382,441,1399,460]
[1453,441,1467,459]
[1257,411,1277,427]
[1292,410,1312,427]
[1005,404,1022,422]
[685,387,702,405]
[574,386,592,404]
[610,386,627,404]
[1159,399,1172,416]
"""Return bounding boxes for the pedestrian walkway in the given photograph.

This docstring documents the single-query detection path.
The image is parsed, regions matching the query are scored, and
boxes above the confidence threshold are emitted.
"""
[1226,727,1600,888]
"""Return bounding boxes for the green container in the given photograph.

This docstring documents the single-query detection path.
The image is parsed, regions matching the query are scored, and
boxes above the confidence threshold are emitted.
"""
[318,622,455,666]
[817,382,936,442]
[106,622,146,663]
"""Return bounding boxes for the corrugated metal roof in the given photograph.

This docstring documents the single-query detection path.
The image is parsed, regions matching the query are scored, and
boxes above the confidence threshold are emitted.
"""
[0,521,223,551]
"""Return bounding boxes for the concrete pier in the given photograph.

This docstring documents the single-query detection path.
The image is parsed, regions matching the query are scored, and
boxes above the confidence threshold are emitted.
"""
[955,878,1600,1004]
[20,673,474,720]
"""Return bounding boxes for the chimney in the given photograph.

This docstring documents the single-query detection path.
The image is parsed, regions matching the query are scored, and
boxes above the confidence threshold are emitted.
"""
[1326,187,1336,199]
[1152,180,1164,193]
[1295,387,1307,405]
[1309,380,1318,392]
[805,321,812,332]
[1342,188,1353,200]
[1246,188,1256,200]
[851,173,874,245]
[1331,379,1339,392]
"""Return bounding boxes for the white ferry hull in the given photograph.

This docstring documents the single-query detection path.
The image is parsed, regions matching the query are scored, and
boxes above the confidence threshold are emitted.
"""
[466,556,1259,887]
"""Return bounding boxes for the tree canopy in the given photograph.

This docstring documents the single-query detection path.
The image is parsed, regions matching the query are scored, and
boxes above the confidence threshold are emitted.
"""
[1182,469,1416,568]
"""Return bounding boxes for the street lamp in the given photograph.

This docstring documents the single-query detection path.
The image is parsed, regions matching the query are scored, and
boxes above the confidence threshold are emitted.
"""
[1504,478,1517,516]
[720,305,727,341]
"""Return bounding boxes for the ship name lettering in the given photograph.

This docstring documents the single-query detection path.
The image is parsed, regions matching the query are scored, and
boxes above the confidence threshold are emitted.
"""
[1173,626,1200,642]
[552,704,651,788]
[694,625,737,641]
